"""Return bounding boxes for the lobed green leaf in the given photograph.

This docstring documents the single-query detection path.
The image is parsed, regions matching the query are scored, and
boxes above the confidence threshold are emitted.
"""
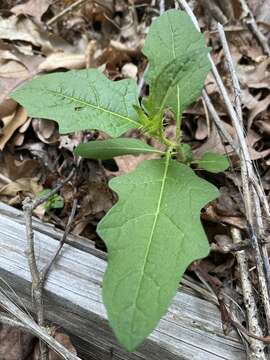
[98,158,219,351]
[11,69,140,137]
[75,138,165,160]
[143,10,211,117]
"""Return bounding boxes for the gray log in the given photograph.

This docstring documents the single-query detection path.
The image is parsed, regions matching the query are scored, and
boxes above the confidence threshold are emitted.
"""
[0,202,245,359]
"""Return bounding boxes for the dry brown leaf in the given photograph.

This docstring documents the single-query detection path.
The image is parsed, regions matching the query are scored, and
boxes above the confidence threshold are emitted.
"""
[0,98,17,118]
[0,323,34,360]
[193,125,233,159]
[237,58,270,88]
[0,15,52,49]
[11,0,53,25]
[246,129,270,160]
[0,42,42,109]
[0,107,28,150]
[32,119,59,144]
[0,178,42,197]
[257,119,270,135]
[0,154,40,182]
[248,95,270,127]
[38,52,86,72]
[202,204,246,229]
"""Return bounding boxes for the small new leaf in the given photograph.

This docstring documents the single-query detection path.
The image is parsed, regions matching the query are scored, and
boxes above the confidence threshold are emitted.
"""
[75,138,164,160]
[143,10,210,117]
[98,158,219,351]
[145,52,209,118]
[37,189,64,213]
[195,152,229,173]
[11,69,140,137]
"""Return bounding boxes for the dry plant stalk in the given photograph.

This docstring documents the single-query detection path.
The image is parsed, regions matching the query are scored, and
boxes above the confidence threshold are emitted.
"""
[23,168,77,360]
[231,228,265,358]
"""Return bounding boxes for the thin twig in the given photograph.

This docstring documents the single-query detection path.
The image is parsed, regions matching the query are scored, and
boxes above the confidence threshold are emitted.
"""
[23,168,77,360]
[32,169,75,209]
[41,198,78,281]
[46,0,113,27]
[201,90,238,153]
[238,0,270,56]
[217,23,270,333]
[231,227,266,356]
[47,0,88,26]
[159,0,165,15]
[46,0,112,27]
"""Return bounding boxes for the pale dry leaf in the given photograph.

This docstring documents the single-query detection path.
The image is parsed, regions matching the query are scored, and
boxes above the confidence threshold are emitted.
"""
[59,133,83,152]
[12,132,25,146]
[0,107,28,150]
[0,43,42,108]
[0,178,42,203]
[0,15,52,50]
[0,60,29,79]
[11,0,53,25]
[195,117,209,140]
[257,119,270,135]
[237,58,270,88]
[202,204,246,229]
[108,153,159,177]
[121,62,138,80]
[38,52,86,72]
[241,87,260,110]
[32,119,59,144]
[19,117,32,133]
[248,95,270,127]
[246,128,270,160]
[193,125,233,159]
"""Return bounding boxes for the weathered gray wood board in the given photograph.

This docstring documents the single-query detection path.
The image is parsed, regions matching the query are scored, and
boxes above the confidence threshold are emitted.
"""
[0,202,245,359]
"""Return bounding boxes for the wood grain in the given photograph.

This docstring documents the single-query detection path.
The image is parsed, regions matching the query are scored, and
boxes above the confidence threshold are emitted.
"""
[0,202,245,359]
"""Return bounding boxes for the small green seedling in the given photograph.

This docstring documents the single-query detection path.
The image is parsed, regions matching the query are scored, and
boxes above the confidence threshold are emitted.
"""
[11,10,228,352]
[37,189,64,213]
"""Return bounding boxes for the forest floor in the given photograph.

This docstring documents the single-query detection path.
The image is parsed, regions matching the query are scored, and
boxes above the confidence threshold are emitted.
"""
[0,0,270,359]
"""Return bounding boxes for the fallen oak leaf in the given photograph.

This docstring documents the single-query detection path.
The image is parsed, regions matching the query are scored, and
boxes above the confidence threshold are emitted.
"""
[11,0,53,26]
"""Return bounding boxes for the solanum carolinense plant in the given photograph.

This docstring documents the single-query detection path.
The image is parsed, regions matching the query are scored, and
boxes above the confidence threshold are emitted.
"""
[11,10,229,352]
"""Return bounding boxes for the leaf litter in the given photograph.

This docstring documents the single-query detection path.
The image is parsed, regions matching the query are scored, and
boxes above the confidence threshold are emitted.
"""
[0,0,270,357]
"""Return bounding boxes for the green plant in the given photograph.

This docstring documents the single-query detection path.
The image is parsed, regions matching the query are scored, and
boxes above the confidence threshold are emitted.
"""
[37,189,64,213]
[11,9,228,352]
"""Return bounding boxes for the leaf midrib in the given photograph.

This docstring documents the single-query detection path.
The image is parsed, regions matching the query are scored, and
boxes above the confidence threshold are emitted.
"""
[169,18,181,122]
[47,89,139,127]
[79,147,165,154]
[131,154,170,330]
